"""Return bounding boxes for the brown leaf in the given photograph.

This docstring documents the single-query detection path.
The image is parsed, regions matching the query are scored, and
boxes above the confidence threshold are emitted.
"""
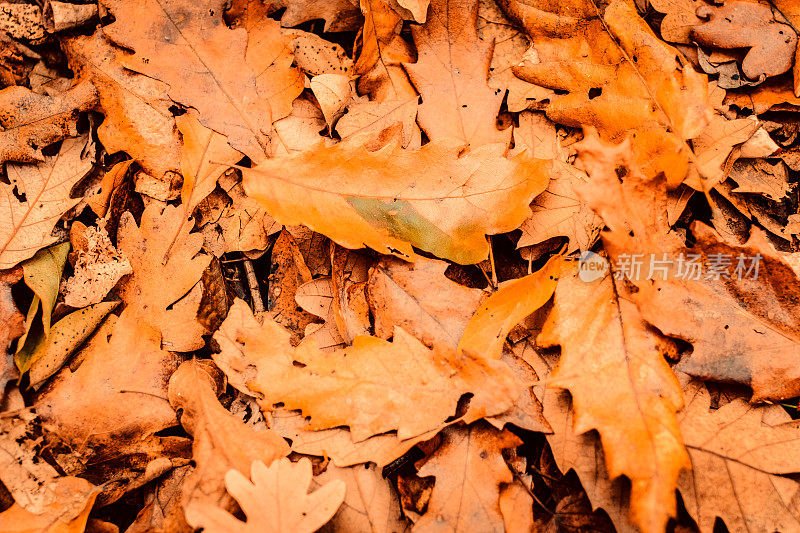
[367,256,484,348]
[267,0,362,32]
[185,458,346,533]
[214,299,519,441]
[267,230,318,344]
[577,133,800,401]
[116,205,211,351]
[404,0,510,147]
[168,360,289,524]
[101,0,303,161]
[0,476,98,533]
[678,379,800,532]
[315,462,411,532]
[0,267,24,392]
[0,81,97,165]
[414,422,521,533]
[62,31,181,178]
[507,0,712,186]
[1,135,93,269]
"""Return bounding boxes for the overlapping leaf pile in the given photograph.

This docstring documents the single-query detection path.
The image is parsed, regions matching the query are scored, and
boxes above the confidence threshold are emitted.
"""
[1,0,800,531]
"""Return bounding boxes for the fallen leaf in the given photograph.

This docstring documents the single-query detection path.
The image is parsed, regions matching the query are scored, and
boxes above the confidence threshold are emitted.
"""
[314,462,411,532]
[538,265,688,533]
[214,298,518,441]
[0,268,24,392]
[168,360,289,524]
[101,0,302,161]
[21,241,69,335]
[186,458,346,533]
[267,230,318,343]
[0,82,97,165]
[0,476,98,533]
[678,379,800,532]
[62,31,181,178]
[404,0,510,147]
[1,135,93,269]
[367,255,484,348]
[116,205,211,351]
[268,0,362,32]
[729,158,792,200]
[414,422,521,533]
[650,0,704,44]
[458,254,561,361]
[62,225,131,308]
[242,136,550,264]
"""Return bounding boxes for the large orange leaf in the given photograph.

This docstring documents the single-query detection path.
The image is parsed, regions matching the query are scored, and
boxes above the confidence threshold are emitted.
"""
[538,265,688,533]
[242,136,549,264]
[214,299,519,441]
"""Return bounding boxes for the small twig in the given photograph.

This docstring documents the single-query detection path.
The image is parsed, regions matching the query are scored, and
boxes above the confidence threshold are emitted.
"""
[243,259,265,312]
[487,236,498,287]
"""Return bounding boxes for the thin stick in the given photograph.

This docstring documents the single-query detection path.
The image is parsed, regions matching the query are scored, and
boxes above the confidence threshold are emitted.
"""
[487,236,498,287]
[243,259,265,312]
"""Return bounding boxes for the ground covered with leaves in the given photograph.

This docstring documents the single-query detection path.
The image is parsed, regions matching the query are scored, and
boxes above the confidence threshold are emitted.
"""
[1,0,800,531]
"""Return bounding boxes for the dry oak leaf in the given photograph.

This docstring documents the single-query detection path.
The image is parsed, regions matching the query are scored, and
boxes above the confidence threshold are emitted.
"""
[650,0,707,44]
[477,0,554,113]
[295,277,349,351]
[267,0,362,32]
[168,360,289,523]
[356,0,403,77]
[367,255,484,348]
[35,309,180,451]
[186,458,345,533]
[459,254,561,362]
[0,81,97,165]
[677,379,800,532]
[0,268,24,392]
[242,136,550,264]
[508,0,712,187]
[286,29,354,77]
[336,97,420,149]
[214,298,519,441]
[116,204,211,352]
[523,341,637,533]
[101,0,302,161]
[538,265,689,533]
[690,1,797,81]
[314,462,411,533]
[1,134,93,269]
[404,0,511,148]
[62,31,181,179]
[268,408,438,468]
[62,225,132,308]
[268,229,318,344]
[413,422,521,533]
[729,158,792,201]
[577,134,800,401]
[177,114,243,215]
[0,476,98,533]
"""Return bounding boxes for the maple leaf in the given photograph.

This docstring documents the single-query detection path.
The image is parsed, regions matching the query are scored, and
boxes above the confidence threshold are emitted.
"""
[404,0,510,147]
[414,422,521,533]
[101,0,303,161]
[186,458,346,533]
[62,31,181,178]
[538,264,688,533]
[0,82,97,165]
[1,135,92,269]
[242,136,550,264]
[214,298,519,441]
[116,204,211,351]
[678,379,800,532]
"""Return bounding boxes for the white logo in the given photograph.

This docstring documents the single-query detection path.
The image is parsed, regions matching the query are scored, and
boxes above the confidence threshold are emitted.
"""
[577,251,609,282]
